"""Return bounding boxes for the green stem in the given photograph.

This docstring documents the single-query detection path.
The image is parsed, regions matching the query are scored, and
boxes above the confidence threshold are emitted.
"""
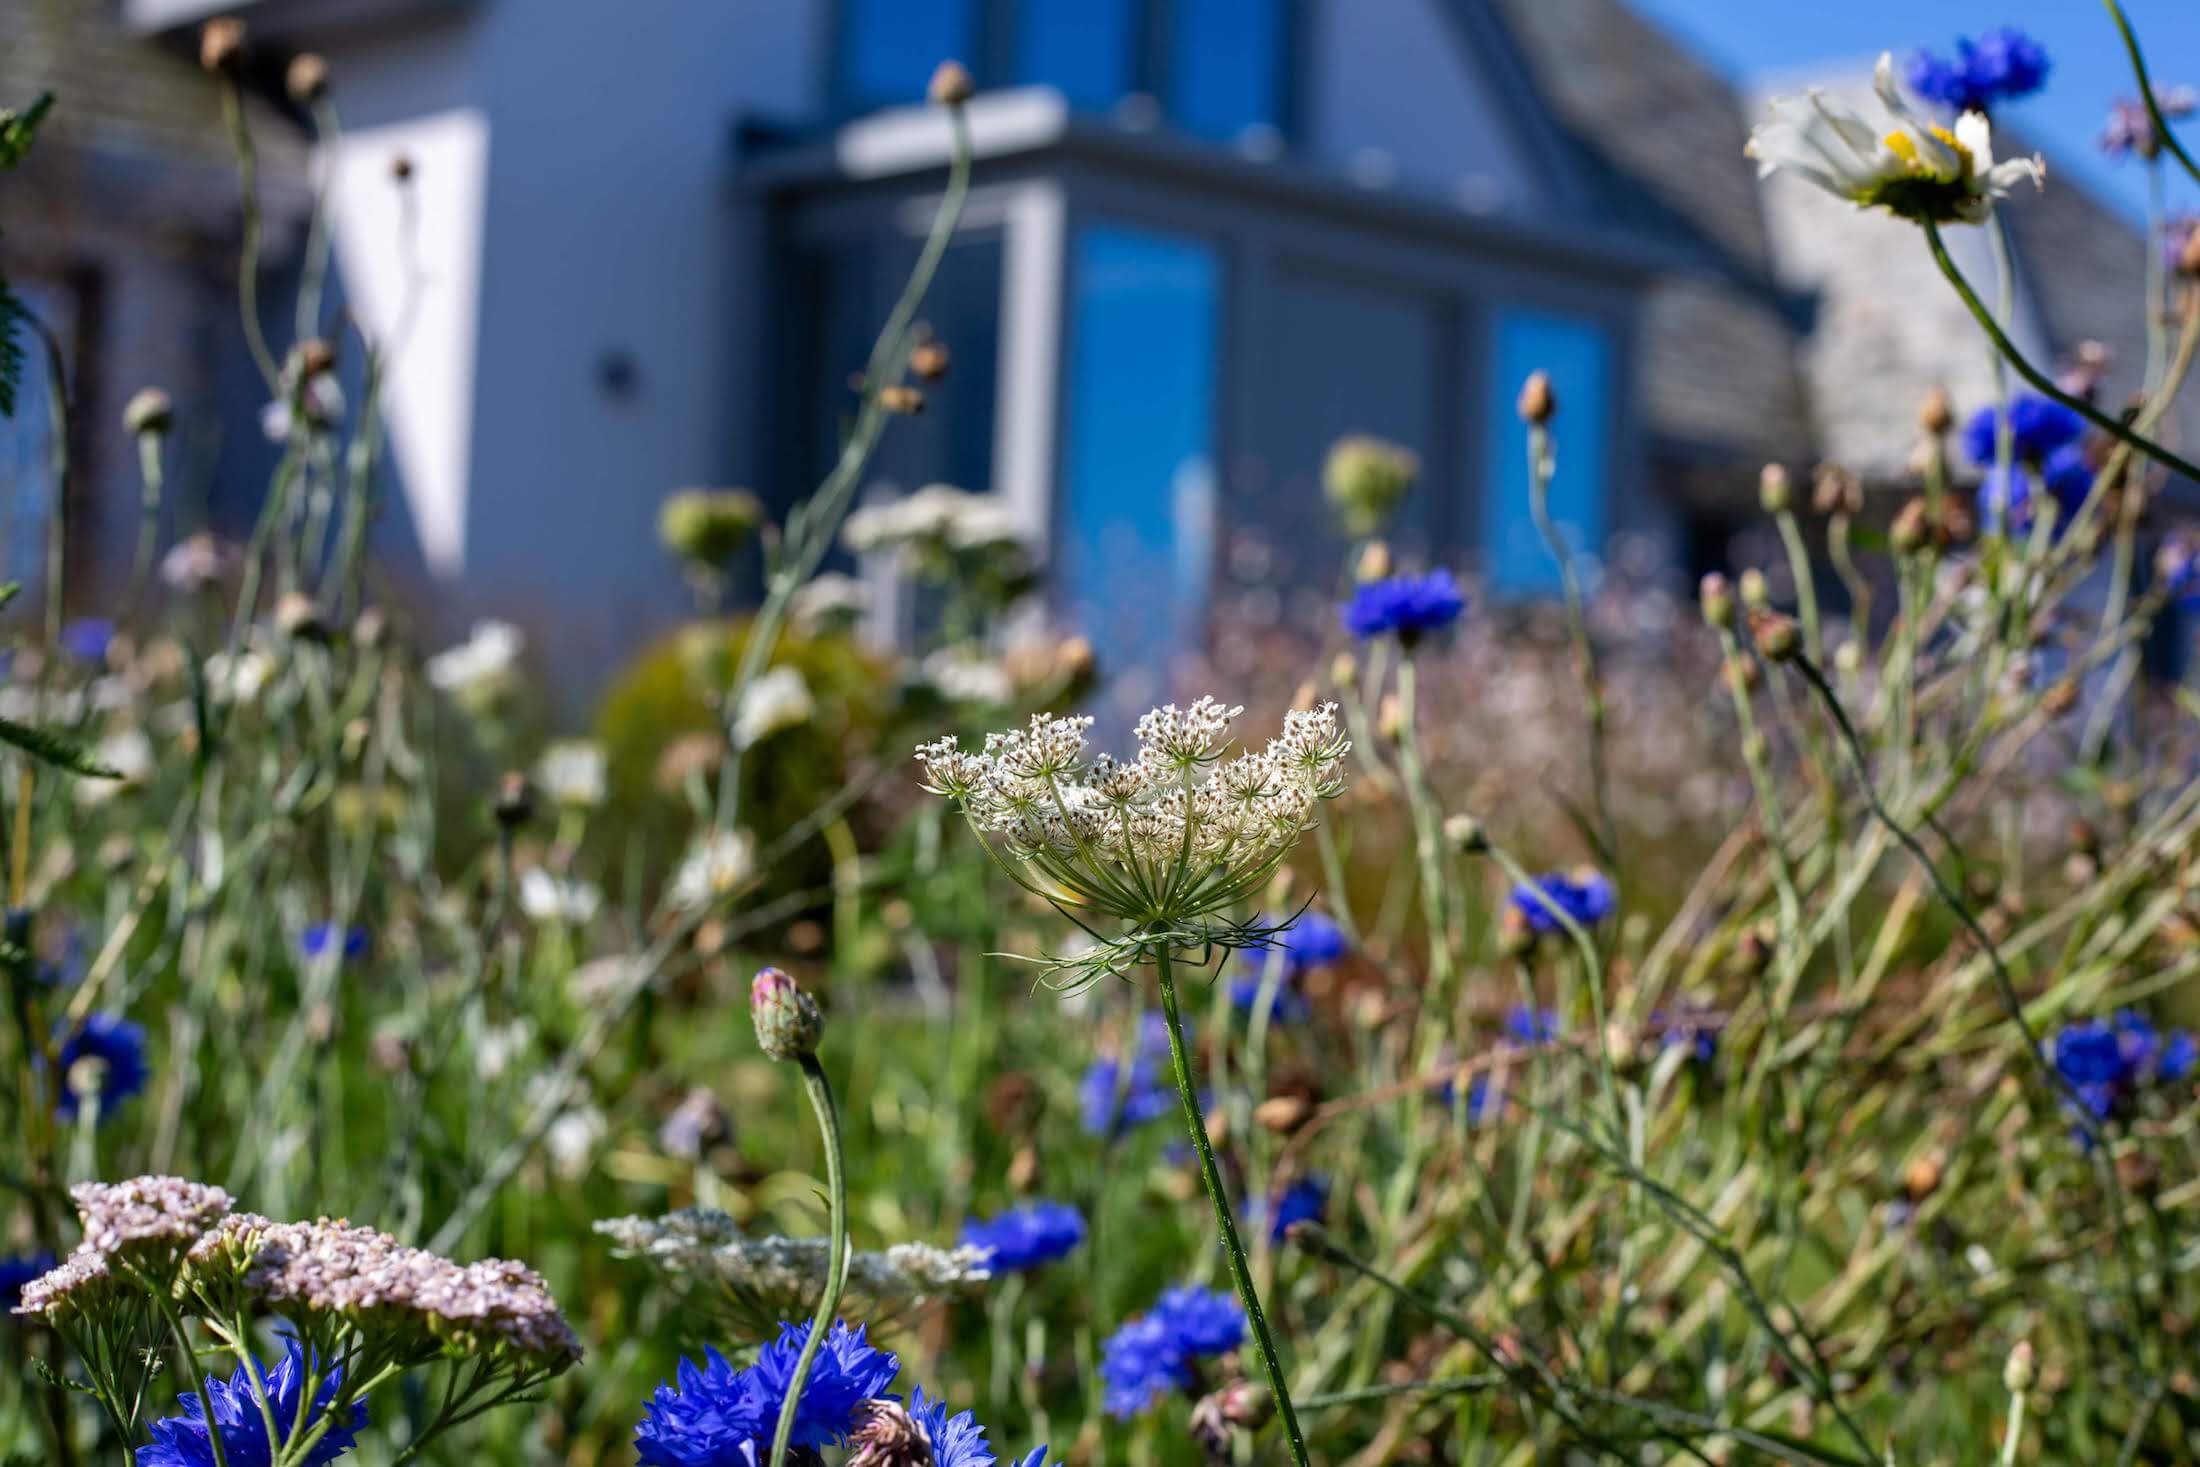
[1924,220,2200,484]
[1998,1388,2027,1467]
[767,1054,850,1467]
[1152,944,1311,1467]
[1527,423,1617,869]
[2101,1,2200,188]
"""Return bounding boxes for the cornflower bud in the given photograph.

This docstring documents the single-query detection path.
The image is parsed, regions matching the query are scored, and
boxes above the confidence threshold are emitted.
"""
[2003,1341,2035,1394]
[1443,811,1486,854]
[751,966,823,1062]
[928,60,976,107]
[1758,463,1792,514]
[123,387,174,437]
[493,772,534,829]
[878,385,925,415]
[1323,437,1418,535]
[200,17,245,72]
[1517,369,1556,425]
[657,487,764,568]
[286,52,330,104]
[1918,386,1954,436]
[1812,463,1862,516]
[907,340,950,381]
[1749,609,1800,663]
[1355,540,1392,583]
[1738,568,1770,609]
[1699,572,1735,629]
[1890,498,1930,554]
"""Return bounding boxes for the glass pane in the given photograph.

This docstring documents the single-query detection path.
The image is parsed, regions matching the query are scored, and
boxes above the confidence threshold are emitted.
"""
[1015,0,1137,110]
[1170,0,1285,142]
[841,0,978,108]
[0,283,69,590]
[1060,226,1221,713]
[1482,311,1610,596]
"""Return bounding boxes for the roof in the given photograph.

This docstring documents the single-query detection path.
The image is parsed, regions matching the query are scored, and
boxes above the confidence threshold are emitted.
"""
[1483,0,1817,484]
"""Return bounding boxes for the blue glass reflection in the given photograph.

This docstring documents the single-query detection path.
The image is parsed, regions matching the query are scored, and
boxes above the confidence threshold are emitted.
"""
[1170,0,1286,141]
[1061,227,1222,705]
[1483,311,1610,595]
[1016,0,1138,110]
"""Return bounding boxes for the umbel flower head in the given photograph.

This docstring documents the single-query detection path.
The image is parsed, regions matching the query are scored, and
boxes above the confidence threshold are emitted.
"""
[1747,54,2043,226]
[917,700,1347,965]
[141,1337,367,1467]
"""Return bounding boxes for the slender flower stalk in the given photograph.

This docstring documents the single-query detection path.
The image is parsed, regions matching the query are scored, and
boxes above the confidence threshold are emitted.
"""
[766,1054,850,1467]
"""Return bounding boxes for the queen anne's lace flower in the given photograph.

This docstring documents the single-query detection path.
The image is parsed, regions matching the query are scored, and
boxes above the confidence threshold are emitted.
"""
[1747,54,2043,225]
[917,701,1346,933]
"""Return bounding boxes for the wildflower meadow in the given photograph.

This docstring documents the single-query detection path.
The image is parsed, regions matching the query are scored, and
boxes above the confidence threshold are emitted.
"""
[8,9,2200,1465]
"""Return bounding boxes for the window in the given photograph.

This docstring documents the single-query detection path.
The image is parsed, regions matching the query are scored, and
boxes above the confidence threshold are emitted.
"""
[840,0,980,107]
[1014,0,1139,110]
[1059,225,1221,708]
[0,284,69,590]
[1481,310,1610,596]
[1168,0,1287,143]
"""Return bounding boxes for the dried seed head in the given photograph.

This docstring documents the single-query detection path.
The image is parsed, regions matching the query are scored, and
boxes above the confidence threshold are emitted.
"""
[751,966,824,1062]
[124,387,174,437]
[1812,463,1863,517]
[1516,369,1556,425]
[1758,463,1792,514]
[200,18,246,73]
[286,52,330,104]
[928,60,976,107]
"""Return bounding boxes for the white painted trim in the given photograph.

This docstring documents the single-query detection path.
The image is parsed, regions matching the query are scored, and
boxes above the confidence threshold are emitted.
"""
[995,180,1066,556]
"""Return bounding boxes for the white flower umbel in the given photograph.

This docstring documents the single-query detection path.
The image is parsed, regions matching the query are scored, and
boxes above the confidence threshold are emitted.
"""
[518,867,603,925]
[426,620,524,703]
[918,698,1348,979]
[731,666,816,750]
[535,740,607,808]
[1746,54,2043,225]
[670,828,758,910]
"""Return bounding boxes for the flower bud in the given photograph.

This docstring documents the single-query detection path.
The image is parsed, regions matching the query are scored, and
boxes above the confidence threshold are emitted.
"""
[1737,568,1770,609]
[286,52,330,104]
[1354,539,1392,584]
[390,152,415,182]
[2003,1341,2034,1394]
[751,966,823,1062]
[2040,678,2080,718]
[1322,436,1418,536]
[657,487,764,569]
[1699,572,1734,629]
[1253,1093,1312,1133]
[295,337,337,380]
[493,771,534,829]
[1219,1381,1274,1430]
[878,385,925,415]
[1758,463,1792,514]
[1749,609,1800,663]
[1918,386,1953,436]
[928,60,976,107]
[1903,1149,1943,1201]
[1329,651,1357,689]
[200,17,245,73]
[1377,692,1404,744]
[273,591,328,643]
[1517,369,1556,425]
[1833,639,1862,675]
[1498,905,1535,957]
[907,340,951,381]
[1890,498,1930,554]
[1443,811,1486,854]
[123,387,174,437]
[1812,463,1862,517]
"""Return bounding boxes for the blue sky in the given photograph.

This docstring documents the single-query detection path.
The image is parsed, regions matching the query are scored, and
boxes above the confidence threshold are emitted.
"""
[1631,0,2199,223]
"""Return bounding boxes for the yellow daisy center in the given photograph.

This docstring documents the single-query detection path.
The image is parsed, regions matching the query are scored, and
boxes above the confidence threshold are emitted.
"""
[1882,126,1972,178]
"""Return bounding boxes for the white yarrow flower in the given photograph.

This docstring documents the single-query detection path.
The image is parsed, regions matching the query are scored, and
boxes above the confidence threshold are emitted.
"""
[519,867,603,925]
[427,620,524,702]
[671,828,758,909]
[536,740,607,808]
[1746,54,2043,225]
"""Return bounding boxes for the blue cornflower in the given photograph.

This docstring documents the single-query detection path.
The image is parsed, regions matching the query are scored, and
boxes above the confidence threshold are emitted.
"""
[1905,28,2050,115]
[1503,1005,1563,1046]
[906,1389,1045,1467]
[141,1338,367,1467]
[1960,395,2085,469]
[1081,1013,1185,1139]
[1654,1010,1720,1068]
[959,1201,1087,1272]
[1228,909,1350,1019]
[1099,1285,1245,1418]
[1977,447,2094,537]
[2160,535,2200,611]
[635,1321,900,1466]
[1249,1176,1328,1243]
[2051,1010,2196,1131]
[300,924,370,964]
[0,1251,55,1312]
[60,618,116,664]
[52,1012,150,1122]
[1509,870,1615,935]
[1340,570,1466,642]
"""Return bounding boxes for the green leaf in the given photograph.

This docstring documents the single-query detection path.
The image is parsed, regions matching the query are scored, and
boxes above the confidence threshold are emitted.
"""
[0,92,53,170]
[0,716,119,778]
[0,581,20,611]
